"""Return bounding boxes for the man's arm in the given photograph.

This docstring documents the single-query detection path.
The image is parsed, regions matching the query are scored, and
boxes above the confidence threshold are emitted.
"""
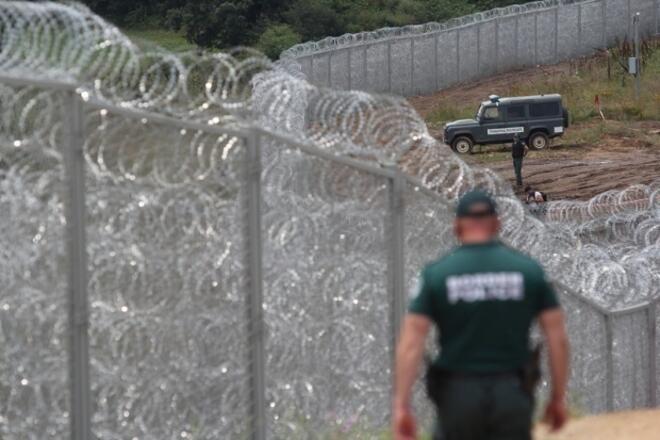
[392,314,432,439]
[524,143,530,156]
[394,314,432,408]
[539,308,570,431]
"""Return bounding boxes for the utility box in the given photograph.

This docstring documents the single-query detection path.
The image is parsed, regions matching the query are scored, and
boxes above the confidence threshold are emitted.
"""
[628,57,638,75]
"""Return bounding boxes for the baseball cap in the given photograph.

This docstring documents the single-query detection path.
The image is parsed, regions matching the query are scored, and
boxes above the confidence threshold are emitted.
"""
[456,190,497,218]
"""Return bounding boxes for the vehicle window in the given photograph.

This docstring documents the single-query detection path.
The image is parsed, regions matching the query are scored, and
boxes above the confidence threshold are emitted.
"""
[530,102,560,117]
[507,105,526,120]
[483,106,500,120]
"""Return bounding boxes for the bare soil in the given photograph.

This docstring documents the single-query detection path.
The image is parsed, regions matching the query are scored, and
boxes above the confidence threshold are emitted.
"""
[535,409,660,440]
[408,64,660,201]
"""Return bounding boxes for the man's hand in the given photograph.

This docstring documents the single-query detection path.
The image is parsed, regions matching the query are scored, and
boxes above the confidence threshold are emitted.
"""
[539,308,570,432]
[544,397,568,431]
[392,314,431,440]
[392,405,417,440]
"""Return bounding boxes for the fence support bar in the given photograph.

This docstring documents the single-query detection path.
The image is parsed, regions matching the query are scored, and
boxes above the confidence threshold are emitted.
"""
[245,130,267,440]
[387,164,406,369]
[647,304,657,407]
[605,314,615,411]
[64,91,92,440]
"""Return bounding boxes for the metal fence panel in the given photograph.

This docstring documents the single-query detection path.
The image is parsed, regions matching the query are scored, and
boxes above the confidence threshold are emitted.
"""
[517,13,538,67]
[497,16,519,72]
[83,109,253,439]
[0,86,71,439]
[313,53,331,88]
[330,50,350,90]
[557,4,581,60]
[611,311,651,409]
[437,30,460,88]
[478,20,499,77]
[260,133,391,438]
[536,9,558,64]
[458,25,480,82]
[391,40,414,96]
[349,47,368,91]
[581,2,606,54]
[412,35,437,95]
[366,43,390,94]
[556,288,610,413]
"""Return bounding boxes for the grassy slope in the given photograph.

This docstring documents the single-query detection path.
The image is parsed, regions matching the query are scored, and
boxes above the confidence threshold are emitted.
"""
[424,43,660,153]
[123,27,195,52]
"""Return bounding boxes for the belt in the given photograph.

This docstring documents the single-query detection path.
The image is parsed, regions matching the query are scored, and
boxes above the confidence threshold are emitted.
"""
[440,369,520,380]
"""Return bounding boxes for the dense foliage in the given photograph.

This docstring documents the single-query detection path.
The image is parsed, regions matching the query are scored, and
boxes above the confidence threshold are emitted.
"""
[79,0,522,58]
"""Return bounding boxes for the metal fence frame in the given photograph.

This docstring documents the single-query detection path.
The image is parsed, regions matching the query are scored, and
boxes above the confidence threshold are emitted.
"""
[286,0,660,96]
[1,74,658,439]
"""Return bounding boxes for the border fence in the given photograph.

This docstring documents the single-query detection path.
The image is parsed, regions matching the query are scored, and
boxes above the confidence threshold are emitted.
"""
[283,0,660,96]
[0,2,659,440]
[1,76,657,439]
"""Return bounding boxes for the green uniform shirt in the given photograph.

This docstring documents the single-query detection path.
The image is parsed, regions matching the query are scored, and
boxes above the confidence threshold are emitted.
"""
[409,240,559,373]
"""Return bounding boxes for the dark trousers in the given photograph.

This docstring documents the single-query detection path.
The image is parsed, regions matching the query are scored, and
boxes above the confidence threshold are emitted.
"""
[432,375,533,440]
[513,157,523,186]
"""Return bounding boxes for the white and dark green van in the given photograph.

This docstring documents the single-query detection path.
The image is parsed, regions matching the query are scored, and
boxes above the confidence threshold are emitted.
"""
[443,95,569,154]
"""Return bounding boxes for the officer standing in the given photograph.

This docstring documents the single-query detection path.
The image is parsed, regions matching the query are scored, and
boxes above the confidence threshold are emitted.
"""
[392,190,569,440]
[511,134,529,187]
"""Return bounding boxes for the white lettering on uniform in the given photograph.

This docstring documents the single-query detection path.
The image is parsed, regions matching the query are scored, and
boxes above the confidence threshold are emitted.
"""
[446,272,524,304]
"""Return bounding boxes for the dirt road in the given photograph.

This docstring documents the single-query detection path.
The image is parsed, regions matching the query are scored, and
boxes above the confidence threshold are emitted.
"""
[464,123,660,200]
[408,62,660,200]
[535,409,660,440]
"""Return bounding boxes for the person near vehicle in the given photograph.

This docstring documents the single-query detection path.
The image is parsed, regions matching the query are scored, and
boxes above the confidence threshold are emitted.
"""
[524,186,548,217]
[392,190,569,440]
[512,134,529,186]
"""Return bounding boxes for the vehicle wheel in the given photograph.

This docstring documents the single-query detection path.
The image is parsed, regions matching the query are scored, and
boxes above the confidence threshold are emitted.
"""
[529,132,549,150]
[452,136,473,154]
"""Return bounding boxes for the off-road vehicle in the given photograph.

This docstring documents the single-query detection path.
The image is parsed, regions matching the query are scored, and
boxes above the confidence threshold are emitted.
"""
[443,95,569,154]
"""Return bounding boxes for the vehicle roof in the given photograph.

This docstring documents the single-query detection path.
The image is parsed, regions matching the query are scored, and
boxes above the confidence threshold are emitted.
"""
[481,94,561,106]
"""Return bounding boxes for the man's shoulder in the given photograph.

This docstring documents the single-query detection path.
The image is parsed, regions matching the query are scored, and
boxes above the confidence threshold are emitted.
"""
[422,248,462,278]
[495,243,545,273]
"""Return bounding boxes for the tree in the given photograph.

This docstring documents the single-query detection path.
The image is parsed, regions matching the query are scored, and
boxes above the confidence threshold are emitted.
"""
[257,24,302,59]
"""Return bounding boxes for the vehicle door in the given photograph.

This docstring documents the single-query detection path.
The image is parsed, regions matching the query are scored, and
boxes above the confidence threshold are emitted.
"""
[477,105,509,144]
[503,103,528,142]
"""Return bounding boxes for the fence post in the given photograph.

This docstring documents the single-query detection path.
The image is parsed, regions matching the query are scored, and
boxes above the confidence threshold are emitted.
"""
[327,52,332,88]
[515,15,520,67]
[63,90,92,440]
[309,55,315,85]
[534,12,539,66]
[495,17,500,73]
[434,33,440,90]
[387,41,392,93]
[577,4,583,54]
[245,129,267,440]
[347,48,352,90]
[455,30,461,82]
[602,0,607,48]
[386,164,406,373]
[476,22,481,77]
[410,38,415,96]
[648,303,657,407]
[605,313,615,411]
[554,6,559,62]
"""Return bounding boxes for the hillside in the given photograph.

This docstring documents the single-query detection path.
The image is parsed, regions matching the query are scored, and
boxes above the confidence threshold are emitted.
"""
[409,42,660,200]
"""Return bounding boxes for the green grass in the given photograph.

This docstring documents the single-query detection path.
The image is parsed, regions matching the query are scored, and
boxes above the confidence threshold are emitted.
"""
[425,41,660,129]
[123,27,196,52]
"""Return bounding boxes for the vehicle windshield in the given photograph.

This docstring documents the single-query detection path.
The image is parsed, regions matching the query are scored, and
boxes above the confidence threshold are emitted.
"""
[476,104,484,120]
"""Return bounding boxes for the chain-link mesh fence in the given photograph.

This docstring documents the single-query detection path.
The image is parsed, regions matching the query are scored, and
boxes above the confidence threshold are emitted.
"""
[0,1,659,439]
[284,0,660,96]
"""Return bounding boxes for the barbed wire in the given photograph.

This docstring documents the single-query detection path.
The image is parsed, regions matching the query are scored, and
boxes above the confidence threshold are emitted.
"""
[0,1,658,437]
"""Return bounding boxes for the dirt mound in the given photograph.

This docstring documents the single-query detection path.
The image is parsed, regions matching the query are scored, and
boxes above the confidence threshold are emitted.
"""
[535,409,660,439]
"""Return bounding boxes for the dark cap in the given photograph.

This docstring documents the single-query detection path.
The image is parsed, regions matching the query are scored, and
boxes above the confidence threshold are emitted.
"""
[456,190,497,218]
